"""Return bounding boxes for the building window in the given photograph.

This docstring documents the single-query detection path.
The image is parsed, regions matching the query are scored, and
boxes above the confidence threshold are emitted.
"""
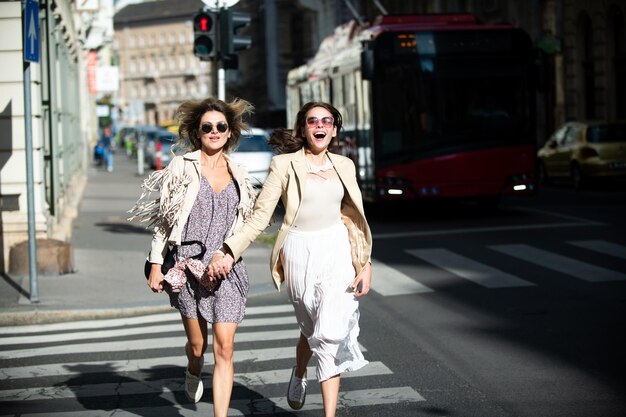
[580,13,595,119]
[610,6,626,118]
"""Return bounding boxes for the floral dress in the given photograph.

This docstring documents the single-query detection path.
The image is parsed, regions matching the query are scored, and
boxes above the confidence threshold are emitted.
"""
[168,176,249,323]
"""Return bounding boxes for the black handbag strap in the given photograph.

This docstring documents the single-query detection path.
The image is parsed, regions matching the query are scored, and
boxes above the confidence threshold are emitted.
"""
[178,240,207,260]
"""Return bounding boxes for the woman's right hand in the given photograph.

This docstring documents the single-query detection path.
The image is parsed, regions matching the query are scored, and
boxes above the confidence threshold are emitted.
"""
[148,263,164,293]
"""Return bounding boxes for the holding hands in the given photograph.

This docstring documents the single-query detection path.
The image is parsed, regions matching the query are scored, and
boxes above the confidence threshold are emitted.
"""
[207,251,235,280]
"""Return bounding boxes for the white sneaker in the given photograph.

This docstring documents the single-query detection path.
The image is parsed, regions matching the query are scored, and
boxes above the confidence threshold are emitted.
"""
[287,366,307,410]
[184,357,204,403]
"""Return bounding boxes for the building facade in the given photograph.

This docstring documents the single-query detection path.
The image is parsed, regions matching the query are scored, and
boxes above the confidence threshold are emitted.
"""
[0,0,99,273]
[113,0,211,127]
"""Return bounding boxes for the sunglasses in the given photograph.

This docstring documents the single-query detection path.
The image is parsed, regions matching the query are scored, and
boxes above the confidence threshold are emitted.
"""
[306,116,334,128]
[200,121,229,134]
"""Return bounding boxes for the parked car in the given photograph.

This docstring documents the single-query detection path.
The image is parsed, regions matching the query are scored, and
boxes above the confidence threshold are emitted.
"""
[537,121,626,188]
[145,129,178,169]
[230,127,273,187]
[135,125,159,159]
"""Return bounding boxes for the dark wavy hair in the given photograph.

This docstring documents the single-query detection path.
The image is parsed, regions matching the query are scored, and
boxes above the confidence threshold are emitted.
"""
[268,102,343,154]
[174,97,254,154]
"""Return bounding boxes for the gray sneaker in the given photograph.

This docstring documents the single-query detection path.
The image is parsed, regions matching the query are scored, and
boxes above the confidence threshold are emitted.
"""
[287,366,307,410]
[184,357,204,403]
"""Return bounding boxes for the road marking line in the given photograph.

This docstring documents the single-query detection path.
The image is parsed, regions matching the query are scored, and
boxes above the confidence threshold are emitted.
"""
[510,206,603,224]
[0,315,296,346]
[0,362,391,402]
[371,261,434,296]
[0,347,289,380]
[568,240,626,260]
[0,304,294,335]
[0,386,423,416]
[407,248,535,288]
[0,343,367,381]
[490,244,626,282]
[373,221,602,240]
[0,386,425,416]
[0,329,300,360]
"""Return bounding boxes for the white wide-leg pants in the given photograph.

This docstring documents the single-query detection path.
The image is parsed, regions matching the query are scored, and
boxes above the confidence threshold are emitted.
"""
[280,221,368,382]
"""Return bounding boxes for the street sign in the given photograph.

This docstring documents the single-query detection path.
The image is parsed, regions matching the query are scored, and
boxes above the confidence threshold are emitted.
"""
[24,0,40,63]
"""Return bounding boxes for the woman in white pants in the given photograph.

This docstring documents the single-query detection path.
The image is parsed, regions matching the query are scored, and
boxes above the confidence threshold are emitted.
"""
[209,102,373,417]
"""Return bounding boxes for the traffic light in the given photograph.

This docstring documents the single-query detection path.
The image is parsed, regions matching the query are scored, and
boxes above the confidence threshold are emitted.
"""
[193,10,216,60]
[220,9,251,57]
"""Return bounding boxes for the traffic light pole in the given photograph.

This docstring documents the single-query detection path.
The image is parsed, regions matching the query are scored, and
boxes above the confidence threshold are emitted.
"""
[216,5,224,100]
[218,66,225,100]
[194,4,250,101]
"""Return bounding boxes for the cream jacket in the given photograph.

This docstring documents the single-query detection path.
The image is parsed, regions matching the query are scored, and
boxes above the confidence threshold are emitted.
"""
[148,150,255,264]
[224,147,373,290]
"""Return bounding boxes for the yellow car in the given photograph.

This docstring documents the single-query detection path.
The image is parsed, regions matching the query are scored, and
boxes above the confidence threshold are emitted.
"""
[537,121,626,188]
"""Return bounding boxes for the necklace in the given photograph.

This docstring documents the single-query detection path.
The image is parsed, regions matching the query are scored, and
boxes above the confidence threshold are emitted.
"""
[307,157,334,174]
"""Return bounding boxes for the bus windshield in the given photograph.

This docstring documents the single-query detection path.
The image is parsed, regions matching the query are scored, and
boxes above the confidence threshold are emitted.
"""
[373,30,534,164]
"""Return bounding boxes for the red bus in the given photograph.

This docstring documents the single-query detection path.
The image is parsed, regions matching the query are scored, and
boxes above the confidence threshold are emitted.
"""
[286,14,536,207]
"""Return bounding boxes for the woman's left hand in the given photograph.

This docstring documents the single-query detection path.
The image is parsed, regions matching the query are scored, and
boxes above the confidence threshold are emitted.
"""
[207,252,226,280]
[351,262,372,297]
[207,252,234,280]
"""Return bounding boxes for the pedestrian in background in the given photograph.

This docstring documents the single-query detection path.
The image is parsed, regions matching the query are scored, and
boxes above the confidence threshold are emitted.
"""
[209,101,373,417]
[99,125,115,172]
[130,97,256,417]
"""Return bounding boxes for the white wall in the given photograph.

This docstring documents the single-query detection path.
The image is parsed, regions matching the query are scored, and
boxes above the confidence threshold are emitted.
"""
[0,2,49,270]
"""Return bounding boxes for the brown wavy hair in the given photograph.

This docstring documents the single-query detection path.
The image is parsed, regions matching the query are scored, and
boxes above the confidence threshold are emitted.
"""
[175,97,254,154]
[268,102,342,154]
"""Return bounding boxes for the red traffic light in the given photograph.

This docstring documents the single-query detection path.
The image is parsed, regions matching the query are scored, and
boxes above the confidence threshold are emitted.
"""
[194,12,213,33]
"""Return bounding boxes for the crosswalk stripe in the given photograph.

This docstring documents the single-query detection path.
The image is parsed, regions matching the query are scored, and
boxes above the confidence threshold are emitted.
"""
[0,362,391,402]
[407,248,535,288]
[490,244,626,282]
[0,316,297,346]
[0,386,424,417]
[0,347,293,380]
[0,304,294,335]
[372,220,603,240]
[0,342,368,381]
[0,329,300,360]
[568,240,626,260]
[371,261,434,296]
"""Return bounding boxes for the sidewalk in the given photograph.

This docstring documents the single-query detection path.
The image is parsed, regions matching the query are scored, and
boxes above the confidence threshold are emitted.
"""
[0,152,278,326]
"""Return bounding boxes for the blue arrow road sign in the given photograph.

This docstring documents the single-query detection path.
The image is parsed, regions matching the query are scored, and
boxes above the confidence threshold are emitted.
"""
[24,0,40,63]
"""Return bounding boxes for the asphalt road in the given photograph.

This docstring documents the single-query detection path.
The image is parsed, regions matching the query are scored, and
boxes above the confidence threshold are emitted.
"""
[1,182,624,416]
[359,182,626,417]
